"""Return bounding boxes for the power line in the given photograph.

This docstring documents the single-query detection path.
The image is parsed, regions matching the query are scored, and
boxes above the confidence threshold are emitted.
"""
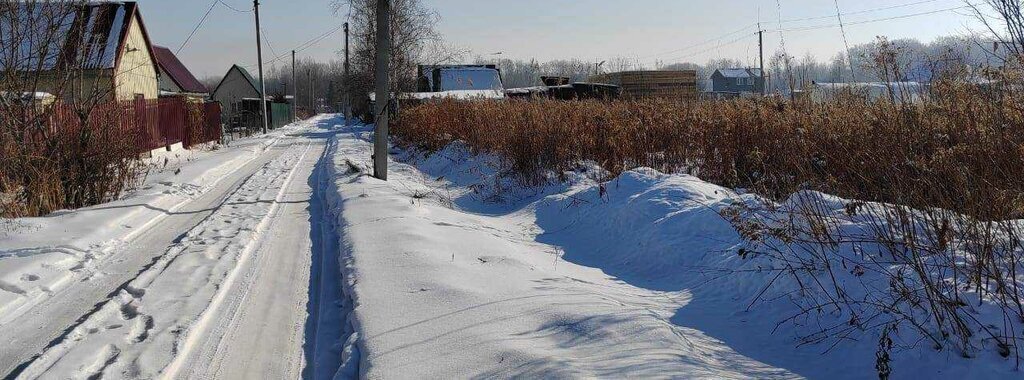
[176,0,218,54]
[262,27,278,62]
[834,0,857,81]
[242,23,346,69]
[779,0,948,23]
[639,24,758,61]
[771,3,978,33]
[640,0,971,65]
[218,0,254,13]
[660,34,758,63]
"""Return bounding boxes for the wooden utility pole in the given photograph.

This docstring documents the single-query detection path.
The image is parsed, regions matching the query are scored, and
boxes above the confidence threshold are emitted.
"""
[758,27,765,95]
[344,22,351,126]
[292,50,296,120]
[308,68,314,115]
[253,0,268,134]
[373,0,390,180]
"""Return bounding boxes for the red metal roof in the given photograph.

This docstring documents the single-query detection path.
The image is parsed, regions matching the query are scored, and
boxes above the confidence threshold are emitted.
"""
[153,45,208,94]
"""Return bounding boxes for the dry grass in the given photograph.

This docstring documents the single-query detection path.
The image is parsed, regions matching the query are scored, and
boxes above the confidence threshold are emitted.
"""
[396,77,1024,220]
[395,69,1024,366]
[1,102,146,218]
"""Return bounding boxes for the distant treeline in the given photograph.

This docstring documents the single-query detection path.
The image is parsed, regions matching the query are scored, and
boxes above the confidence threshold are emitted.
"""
[482,36,1003,92]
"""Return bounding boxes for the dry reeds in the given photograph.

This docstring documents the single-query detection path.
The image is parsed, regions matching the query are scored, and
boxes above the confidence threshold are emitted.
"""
[395,68,1024,366]
[396,79,1024,219]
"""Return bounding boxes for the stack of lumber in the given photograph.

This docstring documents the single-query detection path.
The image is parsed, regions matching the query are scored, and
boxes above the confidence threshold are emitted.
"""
[590,70,698,100]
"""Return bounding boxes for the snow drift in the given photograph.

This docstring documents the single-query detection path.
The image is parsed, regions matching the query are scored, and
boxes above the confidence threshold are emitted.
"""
[328,124,1021,378]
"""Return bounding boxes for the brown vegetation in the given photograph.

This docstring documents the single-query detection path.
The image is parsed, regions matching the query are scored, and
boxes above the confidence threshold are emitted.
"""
[396,76,1024,220]
[395,64,1024,364]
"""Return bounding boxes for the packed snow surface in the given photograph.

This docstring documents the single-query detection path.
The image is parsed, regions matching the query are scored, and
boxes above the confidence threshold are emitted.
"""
[0,116,349,379]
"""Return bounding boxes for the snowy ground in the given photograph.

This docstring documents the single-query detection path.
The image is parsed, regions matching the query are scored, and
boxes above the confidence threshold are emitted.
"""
[0,116,347,379]
[2,113,1019,379]
[329,119,1020,379]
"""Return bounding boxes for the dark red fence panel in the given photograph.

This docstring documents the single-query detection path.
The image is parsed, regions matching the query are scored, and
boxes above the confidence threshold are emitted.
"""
[184,102,221,148]
[158,99,185,147]
[17,98,221,157]
[133,99,163,152]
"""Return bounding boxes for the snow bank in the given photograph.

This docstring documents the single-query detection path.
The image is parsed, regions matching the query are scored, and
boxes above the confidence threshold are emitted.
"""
[329,129,1021,378]
[326,127,795,378]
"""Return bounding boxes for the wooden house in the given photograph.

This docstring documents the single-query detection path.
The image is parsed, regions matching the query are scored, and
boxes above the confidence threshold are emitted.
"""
[710,68,765,96]
[10,1,160,102]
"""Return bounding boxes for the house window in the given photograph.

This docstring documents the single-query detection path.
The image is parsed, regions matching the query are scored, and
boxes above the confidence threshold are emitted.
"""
[737,77,747,86]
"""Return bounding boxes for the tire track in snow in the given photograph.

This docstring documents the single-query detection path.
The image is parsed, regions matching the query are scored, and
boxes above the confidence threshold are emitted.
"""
[162,141,315,379]
[1,143,292,380]
[11,138,313,379]
[306,130,352,380]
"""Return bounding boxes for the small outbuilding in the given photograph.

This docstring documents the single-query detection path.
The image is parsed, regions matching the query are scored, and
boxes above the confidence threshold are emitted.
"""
[211,64,264,117]
[153,45,208,101]
[211,64,292,133]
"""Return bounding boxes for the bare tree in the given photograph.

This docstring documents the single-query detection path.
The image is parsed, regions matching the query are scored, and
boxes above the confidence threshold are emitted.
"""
[1,1,143,217]
[332,0,456,117]
[970,0,1024,63]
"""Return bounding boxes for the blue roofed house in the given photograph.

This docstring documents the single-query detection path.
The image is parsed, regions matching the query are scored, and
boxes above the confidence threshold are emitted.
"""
[710,68,765,97]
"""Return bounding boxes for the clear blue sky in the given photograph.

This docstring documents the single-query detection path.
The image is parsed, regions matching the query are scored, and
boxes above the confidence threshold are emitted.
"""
[137,0,982,78]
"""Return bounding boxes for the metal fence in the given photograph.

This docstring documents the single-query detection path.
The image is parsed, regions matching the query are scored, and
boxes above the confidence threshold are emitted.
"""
[40,98,221,155]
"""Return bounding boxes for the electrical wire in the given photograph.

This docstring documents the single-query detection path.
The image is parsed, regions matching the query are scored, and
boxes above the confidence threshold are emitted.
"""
[640,24,758,61]
[176,0,218,54]
[261,27,279,62]
[660,34,758,64]
[242,23,346,69]
[770,3,978,33]
[218,0,254,13]
[834,0,857,81]
[640,0,971,65]
[779,0,947,23]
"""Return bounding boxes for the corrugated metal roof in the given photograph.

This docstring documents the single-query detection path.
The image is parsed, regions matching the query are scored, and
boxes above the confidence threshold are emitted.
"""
[1,2,151,71]
[153,45,208,94]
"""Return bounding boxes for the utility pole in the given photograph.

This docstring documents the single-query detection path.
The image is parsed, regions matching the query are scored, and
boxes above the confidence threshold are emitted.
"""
[253,0,268,134]
[373,0,390,180]
[308,69,314,115]
[291,50,296,120]
[758,27,765,96]
[344,22,351,126]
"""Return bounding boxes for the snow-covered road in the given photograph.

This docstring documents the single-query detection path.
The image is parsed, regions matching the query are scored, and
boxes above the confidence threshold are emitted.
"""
[1,116,348,379]
[4,114,1016,379]
[0,134,291,376]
